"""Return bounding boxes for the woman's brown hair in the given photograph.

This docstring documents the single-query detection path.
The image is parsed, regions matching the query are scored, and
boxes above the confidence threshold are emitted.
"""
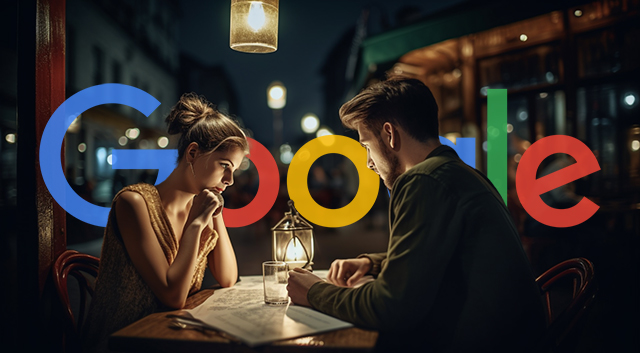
[165,93,249,161]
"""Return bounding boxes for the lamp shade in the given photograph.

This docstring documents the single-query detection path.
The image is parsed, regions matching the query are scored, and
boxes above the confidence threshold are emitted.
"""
[230,0,279,53]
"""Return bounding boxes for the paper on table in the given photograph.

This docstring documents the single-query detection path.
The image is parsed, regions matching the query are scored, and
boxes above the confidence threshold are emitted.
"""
[313,269,375,288]
[184,274,354,347]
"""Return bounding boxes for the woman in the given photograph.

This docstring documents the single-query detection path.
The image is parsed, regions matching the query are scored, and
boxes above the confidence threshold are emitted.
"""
[83,93,248,352]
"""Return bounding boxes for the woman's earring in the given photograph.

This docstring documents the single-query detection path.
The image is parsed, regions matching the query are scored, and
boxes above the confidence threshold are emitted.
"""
[189,162,196,177]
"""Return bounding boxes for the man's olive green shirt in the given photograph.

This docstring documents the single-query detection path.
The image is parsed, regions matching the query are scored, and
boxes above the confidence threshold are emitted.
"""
[307,145,546,352]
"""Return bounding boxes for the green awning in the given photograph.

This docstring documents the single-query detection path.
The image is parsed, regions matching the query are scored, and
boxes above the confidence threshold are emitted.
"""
[355,0,584,90]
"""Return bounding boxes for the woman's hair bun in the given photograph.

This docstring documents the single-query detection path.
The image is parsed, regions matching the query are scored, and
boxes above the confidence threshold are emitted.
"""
[165,92,216,135]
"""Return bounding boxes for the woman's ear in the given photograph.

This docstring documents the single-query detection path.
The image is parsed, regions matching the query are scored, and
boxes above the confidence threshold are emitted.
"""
[186,142,199,163]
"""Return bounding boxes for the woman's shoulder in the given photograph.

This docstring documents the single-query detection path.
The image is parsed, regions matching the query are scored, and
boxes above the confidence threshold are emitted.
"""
[112,183,160,211]
[114,183,157,200]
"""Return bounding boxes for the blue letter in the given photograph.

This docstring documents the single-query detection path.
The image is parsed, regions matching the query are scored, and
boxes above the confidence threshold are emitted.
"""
[40,84,168,227]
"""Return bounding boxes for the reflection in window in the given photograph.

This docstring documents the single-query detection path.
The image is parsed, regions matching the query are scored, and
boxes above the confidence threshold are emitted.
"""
[577,85,619,194]
[576,26,640,78]
[479,45,560,93]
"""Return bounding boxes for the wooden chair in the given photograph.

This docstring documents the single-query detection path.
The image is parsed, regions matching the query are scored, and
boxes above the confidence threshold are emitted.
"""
[53,249,100,353]
[535,257,597,353]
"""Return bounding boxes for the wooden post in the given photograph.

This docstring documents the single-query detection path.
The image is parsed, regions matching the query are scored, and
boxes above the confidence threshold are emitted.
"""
[17,0,66,350]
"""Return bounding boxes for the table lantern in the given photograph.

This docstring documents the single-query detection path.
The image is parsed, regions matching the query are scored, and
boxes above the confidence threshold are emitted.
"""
[272,200,314,270]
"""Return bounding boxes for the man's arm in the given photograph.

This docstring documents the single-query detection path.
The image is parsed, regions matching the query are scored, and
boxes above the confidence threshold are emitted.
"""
[306,174,465,330]
[356,253,386,276]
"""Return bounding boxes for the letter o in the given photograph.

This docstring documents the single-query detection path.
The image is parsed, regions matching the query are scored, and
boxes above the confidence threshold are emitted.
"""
[223,138,280,227]
[287,135,379,227]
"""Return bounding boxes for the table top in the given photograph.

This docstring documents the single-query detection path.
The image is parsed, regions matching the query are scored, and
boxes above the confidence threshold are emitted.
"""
[109,281,378,353]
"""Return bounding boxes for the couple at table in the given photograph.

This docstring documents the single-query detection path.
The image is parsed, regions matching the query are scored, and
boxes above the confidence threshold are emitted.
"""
[84,79,545,353]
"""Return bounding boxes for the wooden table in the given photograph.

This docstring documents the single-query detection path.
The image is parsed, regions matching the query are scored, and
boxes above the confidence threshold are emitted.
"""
[109,287,378,353]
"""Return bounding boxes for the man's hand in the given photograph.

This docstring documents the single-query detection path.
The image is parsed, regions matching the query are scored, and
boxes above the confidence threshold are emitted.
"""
[327,257,372,287]
[287,267,323,307]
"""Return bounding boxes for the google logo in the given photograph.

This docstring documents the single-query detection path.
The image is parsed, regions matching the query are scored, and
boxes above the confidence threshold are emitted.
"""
[40,84,600,229]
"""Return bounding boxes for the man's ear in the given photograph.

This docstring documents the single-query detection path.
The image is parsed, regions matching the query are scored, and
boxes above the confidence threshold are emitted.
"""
[382,122,398,150]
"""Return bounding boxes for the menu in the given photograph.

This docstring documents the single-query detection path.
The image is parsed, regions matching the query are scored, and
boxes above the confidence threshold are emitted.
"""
[183,272,354,347]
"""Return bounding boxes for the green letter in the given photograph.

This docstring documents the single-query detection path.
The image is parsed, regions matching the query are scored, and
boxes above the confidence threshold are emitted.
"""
[487,89,507,205]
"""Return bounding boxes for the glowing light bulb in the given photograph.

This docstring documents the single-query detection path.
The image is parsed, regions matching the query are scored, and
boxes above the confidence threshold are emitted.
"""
[301,114,319,133]
[157,136,169,148]
[269,86,283,100]
[624,93,636,107]
[247,2,266,31]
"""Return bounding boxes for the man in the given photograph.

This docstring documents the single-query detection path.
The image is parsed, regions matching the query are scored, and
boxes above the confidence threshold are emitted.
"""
[287,78,546,352]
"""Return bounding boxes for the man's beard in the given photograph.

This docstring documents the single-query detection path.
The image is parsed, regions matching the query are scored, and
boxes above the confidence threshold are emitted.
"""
[380,145,402,191]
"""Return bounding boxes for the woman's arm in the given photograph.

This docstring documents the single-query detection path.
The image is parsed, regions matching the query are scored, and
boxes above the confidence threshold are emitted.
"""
[207,214,238,287]
[116,189,220,309]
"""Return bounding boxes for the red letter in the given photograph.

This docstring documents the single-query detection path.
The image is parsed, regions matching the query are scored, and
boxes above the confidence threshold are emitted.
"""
[516,135,600,228]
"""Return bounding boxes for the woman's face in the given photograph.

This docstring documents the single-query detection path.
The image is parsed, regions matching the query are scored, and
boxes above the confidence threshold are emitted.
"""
[192,146,245,193]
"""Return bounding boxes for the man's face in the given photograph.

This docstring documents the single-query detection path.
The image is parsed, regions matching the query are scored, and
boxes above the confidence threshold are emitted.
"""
[357,124,402,190]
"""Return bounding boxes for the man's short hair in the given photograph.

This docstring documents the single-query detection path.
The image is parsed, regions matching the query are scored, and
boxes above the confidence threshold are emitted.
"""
[339,78,439,142]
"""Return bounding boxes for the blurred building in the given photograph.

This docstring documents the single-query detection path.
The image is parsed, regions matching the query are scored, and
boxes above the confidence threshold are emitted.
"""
[344,0,639,215]
[59,0,183,244]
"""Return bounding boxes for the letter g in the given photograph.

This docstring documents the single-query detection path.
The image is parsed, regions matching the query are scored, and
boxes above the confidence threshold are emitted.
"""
[40,84,162,227]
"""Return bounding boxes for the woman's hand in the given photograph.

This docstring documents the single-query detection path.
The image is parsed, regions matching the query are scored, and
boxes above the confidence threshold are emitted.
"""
[187,189,223,226]
[211,191,224,218]
[327,257,372,287]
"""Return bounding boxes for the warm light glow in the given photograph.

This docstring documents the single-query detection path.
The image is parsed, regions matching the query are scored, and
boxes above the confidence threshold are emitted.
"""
[574,9,583,17]
[118,136,128,146]
[269,86,284,100]
[301,113,319,134]
[267,81,286,109]
[230,0,279,53]
[78,143,86,153]
[67,115,81,133]
[126,128,140,140]
[316,127,335,147]
[247,2,266,31]
[632,140,640,152]
[157,136,169,148]
[444,132,460,144]
[539,92,548,99]
[520,34,528,42]
[285,237,306,262]
[507,124,514,133]
[514,153,522,163]
[5,133,15,143]
[624,93,637,107]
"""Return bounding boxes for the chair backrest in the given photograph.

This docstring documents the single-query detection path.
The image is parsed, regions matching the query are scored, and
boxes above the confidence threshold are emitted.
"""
[53,249,100,353]
[535,257,597,352]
